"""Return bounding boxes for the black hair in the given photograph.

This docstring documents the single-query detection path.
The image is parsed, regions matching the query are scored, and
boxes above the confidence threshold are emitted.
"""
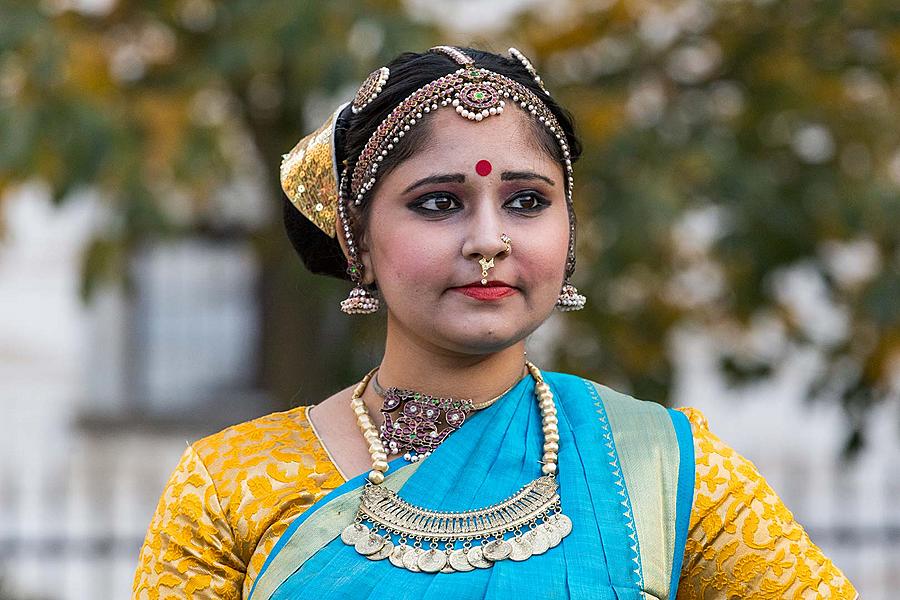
[283,46,583,282]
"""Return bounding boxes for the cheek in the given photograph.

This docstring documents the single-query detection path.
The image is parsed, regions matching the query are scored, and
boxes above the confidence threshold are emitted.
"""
[518,230,568,288]
[516,209,570,278]
[369,221,451,289]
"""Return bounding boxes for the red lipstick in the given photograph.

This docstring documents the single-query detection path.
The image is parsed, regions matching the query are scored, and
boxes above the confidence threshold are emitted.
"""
[451,281,517,301]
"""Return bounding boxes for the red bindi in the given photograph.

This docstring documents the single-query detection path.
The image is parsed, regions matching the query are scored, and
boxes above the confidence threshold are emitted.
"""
[475,160,492,177]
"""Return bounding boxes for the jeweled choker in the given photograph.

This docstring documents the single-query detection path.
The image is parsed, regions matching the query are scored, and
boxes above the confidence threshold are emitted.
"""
[341,361,571,573]
[370,367,522,462]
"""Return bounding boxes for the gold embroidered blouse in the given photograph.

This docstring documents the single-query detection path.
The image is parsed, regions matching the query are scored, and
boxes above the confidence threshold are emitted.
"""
[131,405,857,599]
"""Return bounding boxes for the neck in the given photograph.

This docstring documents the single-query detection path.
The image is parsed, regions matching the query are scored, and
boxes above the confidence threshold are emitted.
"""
[359,313,529,431]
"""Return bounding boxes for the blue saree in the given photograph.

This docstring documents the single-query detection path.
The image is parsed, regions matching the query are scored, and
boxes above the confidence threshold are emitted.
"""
[248,371,694,600]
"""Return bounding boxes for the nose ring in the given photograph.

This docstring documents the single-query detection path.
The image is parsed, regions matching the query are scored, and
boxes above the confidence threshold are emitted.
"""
[478,256,495,285]
[478,234,513,285]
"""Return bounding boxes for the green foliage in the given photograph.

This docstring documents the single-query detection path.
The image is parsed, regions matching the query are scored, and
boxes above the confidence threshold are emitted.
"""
[522,0,900,450]
[0,0,436,404]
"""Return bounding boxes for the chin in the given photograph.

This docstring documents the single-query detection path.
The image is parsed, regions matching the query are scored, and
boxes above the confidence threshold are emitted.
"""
[435,318,539,355]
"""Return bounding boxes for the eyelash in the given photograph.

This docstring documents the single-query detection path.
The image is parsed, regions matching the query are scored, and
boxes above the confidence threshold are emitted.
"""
[411,192,550,215]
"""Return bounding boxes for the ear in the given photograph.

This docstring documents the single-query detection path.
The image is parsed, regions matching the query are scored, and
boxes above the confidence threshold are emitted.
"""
[358,232,377,286]
[335,218,377,286]
[357,248,375,285]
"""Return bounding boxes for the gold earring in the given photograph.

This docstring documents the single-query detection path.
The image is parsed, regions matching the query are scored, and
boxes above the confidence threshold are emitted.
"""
[556,279,586,311]
[340,261,380,315]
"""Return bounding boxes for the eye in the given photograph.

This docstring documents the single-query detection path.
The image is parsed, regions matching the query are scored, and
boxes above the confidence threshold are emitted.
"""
[412,194,461,212]
[505,192,549,211]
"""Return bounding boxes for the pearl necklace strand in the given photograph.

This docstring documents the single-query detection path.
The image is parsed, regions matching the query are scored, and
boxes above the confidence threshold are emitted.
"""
[351,361,559,485]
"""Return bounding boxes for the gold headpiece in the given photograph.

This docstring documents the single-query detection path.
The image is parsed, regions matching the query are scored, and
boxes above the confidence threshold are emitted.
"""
[352,67,390,114]
[279,102,346,238]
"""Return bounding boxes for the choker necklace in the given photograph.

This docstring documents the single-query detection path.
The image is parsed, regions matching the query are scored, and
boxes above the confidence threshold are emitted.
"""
[371,366,525,463]
[371,368,522,410]
[341,361,571,573]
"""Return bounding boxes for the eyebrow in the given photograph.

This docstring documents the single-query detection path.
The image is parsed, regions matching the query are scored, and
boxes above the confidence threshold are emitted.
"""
[500,170,556,186]
[402,173,465,194]
[402,170,555,194]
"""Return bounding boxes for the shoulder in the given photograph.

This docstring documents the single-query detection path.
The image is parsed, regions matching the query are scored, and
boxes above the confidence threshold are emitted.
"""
[192,405,312,466]
[192,404,313,459]
[134,407,346,598]
[548,371,666,409]
[672,407,858,597]
[548,372,695,468]
[672,406,747,478]
[189,405,345,520]
[673,406,710,432]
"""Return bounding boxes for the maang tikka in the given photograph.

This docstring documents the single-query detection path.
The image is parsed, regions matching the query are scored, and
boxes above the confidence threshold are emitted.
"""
[280,46,587,314]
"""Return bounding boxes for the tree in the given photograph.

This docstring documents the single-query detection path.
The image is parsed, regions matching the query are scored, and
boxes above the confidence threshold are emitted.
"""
[0,0,435,405]
[508,0,900,451]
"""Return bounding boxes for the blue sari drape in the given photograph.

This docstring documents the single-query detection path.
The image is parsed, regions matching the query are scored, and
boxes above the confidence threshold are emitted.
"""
[249,371,694,600]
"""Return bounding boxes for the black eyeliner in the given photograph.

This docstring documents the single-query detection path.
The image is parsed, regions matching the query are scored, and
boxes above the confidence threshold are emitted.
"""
[408,192,462,214]
[505,191,551,213]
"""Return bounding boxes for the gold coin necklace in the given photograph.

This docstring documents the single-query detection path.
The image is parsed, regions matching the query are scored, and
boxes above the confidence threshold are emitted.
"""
[340,361,572,573]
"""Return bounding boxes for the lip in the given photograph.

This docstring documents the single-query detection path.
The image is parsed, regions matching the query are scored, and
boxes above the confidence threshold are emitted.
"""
[450,280,518,301]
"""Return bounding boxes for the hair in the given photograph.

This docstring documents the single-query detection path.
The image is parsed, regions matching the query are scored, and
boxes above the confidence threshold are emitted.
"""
[283,46,583,282]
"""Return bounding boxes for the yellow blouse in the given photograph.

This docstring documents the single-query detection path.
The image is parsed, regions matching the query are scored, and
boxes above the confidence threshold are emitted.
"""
[131,405,857,599]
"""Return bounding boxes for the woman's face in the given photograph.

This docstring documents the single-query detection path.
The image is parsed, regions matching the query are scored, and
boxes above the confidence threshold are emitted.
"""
[359,107,570,355]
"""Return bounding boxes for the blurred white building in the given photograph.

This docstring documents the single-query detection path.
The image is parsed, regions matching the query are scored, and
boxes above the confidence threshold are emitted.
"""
[0,185,269,599]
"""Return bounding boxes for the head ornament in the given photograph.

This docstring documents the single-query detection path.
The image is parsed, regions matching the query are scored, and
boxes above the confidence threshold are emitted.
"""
[279,102,346,238]
[508,47,551,96]
[279,46,585,313]
[348,49,573,211]
[352,67,390,114]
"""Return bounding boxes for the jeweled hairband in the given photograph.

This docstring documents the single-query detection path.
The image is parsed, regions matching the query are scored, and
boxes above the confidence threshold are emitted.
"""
[342,47,576,284]
[348,52,574,210]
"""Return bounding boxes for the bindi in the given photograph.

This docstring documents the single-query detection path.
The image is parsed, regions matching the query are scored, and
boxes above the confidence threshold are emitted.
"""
[475,160,492,177]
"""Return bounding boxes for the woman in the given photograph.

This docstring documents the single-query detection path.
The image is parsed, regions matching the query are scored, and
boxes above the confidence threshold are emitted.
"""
[132,46,857,599]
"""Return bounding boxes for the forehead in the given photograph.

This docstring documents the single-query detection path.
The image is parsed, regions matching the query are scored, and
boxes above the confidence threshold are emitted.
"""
[405,107,552,168]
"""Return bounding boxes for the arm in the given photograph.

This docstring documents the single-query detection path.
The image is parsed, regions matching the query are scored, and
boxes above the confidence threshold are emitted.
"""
[676,408,858,600]
[132,444,246,600]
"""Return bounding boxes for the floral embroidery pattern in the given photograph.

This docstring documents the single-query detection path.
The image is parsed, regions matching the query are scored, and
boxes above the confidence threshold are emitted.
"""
[132,406,343,599]
[675,407,857,599]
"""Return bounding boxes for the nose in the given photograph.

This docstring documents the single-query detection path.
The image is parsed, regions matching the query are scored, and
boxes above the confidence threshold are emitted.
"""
[460,201,509,265]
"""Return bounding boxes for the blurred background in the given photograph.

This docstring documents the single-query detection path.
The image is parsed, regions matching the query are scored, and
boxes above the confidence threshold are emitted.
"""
[1,0,898,597]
